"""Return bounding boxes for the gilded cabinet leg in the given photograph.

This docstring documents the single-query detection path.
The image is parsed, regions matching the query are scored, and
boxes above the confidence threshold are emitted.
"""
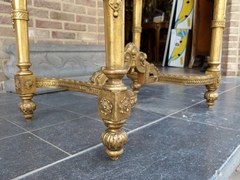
[204,72,220,108]
[100,0,131,160]
[126,0,143,106]
[11,0,36,121]
[132,0,143,49]
[204,0,226,108]
[99,70,131,160]
[127,71,141,107]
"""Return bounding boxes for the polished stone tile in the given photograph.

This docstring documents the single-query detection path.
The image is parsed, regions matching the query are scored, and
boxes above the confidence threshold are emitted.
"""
[20,117,240,180]
[0,102,21,118]
[138,86,175,98]
[122,78,133,87]
[89,108,164,130]
[172,86,240,130]
[218,86,240,101]
[31,117,105,154]
[0,117,26,139]
[221,77,240,84]
[33,92,87,107]
[136,97,192,115]
[0,102,83,131]
[59,90,97,99]
[138,86,205,104]
[0,133,68,179]
[58,97,98,116]
[0,92,19,105]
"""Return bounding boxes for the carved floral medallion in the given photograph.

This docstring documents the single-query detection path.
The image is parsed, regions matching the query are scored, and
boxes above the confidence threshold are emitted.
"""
[119,97,130,114]
[100,97,113,115]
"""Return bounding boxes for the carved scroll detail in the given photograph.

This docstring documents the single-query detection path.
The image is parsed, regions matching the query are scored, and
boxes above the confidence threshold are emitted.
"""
[88,67,108,86]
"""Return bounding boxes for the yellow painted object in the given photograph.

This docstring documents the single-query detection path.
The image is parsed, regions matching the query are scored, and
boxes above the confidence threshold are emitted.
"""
[168,29,188,67]
[174,0,194,29]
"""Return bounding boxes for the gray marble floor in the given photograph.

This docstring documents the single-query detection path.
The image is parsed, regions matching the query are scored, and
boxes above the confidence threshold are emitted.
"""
[1,67,240,180]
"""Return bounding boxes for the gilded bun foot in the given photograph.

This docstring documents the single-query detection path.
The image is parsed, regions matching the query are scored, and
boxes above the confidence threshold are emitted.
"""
[101,129,128,160]
[18,95,36,122]
[204,91,218,109]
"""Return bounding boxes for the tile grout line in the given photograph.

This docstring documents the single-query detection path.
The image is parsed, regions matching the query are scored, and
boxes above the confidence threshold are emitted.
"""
[34,100,94,117]
[27,117,83,132]
[127,100,206,135]
[0,117,72,156]
[12,143,103,180]
[170,116,240,132]
[0,131,29,141]
[218,84,240,95]
[28,132,72,156]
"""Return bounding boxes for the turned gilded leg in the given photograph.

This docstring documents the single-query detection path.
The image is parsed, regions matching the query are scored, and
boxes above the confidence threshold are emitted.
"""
[132,0,142,48]
[11,0,36,121]
[204,0,226,108]
[126,0,143,106]
[99,0,131,160]
[127,71,141,107]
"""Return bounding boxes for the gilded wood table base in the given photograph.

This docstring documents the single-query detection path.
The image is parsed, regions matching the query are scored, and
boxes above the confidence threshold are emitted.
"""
[11,0,227,160]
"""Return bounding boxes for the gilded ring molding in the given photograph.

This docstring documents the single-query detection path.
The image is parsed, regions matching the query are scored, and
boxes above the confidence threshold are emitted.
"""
[211,20,225,28]
[11,10,29,21]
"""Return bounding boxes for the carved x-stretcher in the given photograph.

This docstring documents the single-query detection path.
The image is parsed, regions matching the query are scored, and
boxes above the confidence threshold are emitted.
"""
[11,0,226,160]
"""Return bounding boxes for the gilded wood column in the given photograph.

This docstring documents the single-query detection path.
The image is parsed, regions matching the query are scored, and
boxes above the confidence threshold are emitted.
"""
[99,0,131,160]
[127,0,143,106]
[132,0,142,49]
[204,0,226,108]
[11,0,36,121]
